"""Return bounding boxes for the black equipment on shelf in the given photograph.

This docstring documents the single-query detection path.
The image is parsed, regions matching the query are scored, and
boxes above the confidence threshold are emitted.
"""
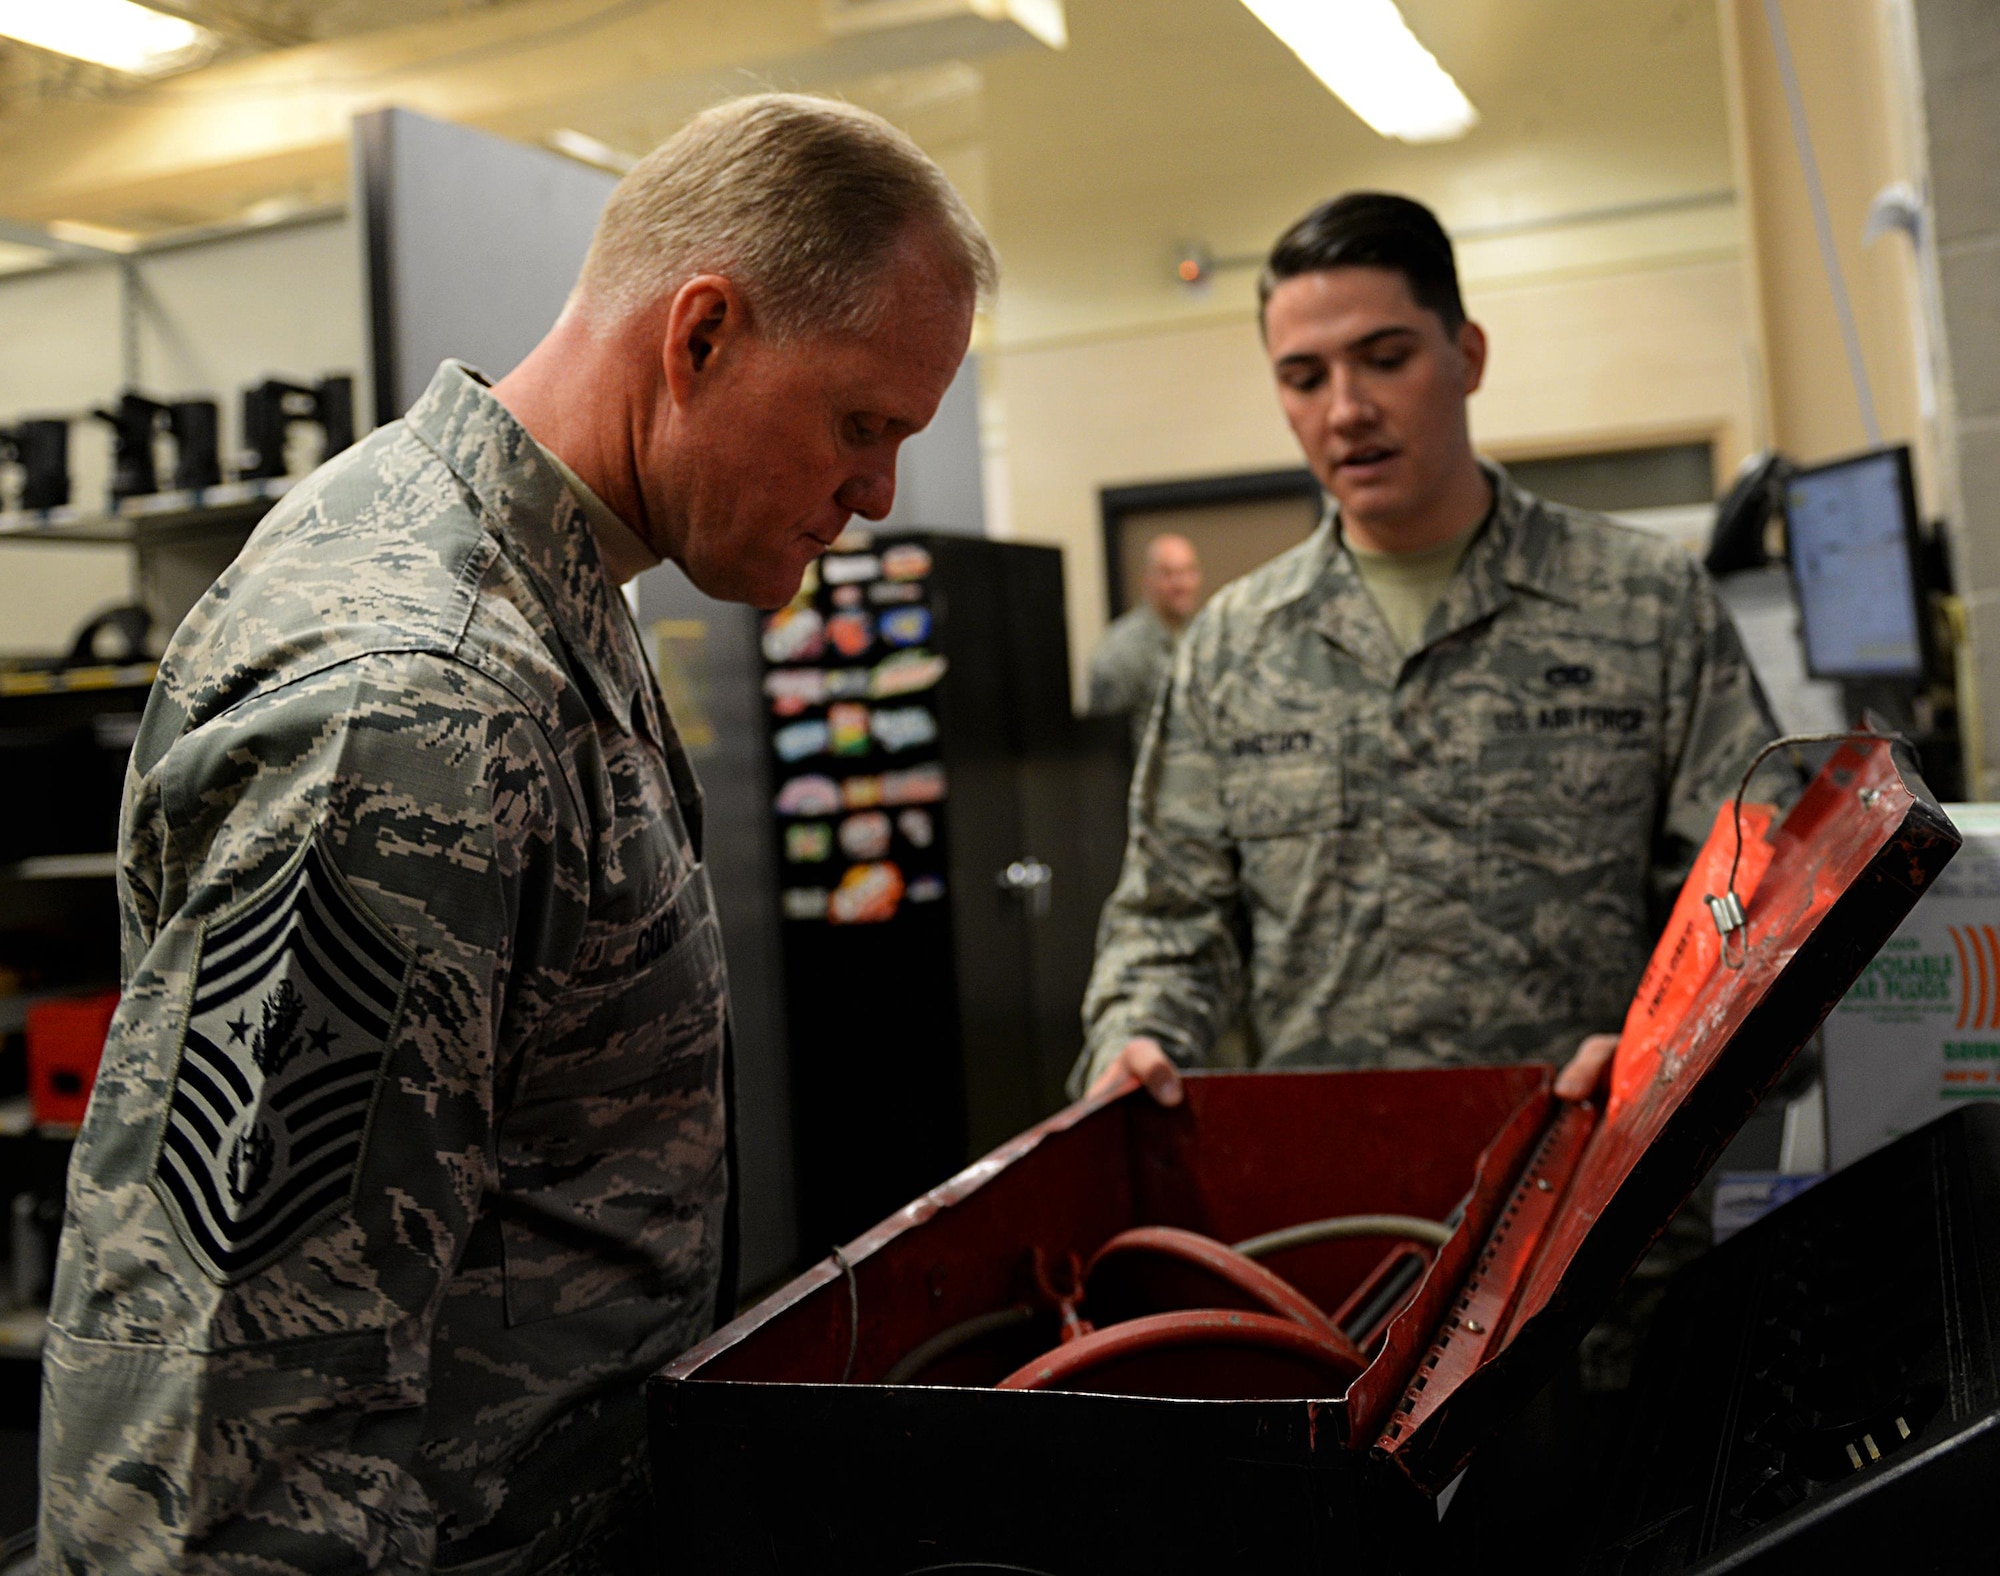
[1705,449,1793,577]
[166,399,221,493]
[240,374,356,481]
[0,419,70,513]
[64,605,152,670]
[92,392,169,505]
[1585,1103,2000,1573]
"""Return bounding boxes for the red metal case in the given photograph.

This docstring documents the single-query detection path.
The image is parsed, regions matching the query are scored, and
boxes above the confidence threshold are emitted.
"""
[650,740,1957,1574]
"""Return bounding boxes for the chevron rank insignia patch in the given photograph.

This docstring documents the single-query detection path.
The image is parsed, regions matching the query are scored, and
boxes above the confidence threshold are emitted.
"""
[153,835,413,1284]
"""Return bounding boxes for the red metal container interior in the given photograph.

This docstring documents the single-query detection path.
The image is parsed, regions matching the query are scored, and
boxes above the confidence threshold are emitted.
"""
[689,1060,1547,1432]
[662,737,1957,1505]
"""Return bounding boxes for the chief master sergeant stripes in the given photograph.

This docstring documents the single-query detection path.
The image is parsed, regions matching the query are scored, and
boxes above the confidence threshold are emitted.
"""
[39,93,993,1575]
[158,837,410,1283]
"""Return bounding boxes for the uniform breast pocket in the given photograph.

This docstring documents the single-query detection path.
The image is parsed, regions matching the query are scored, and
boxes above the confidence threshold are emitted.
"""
[497,870,729,1327]
[1222,753,1352,921]
[1221,755,1348,841]
[1478,732,1657,930]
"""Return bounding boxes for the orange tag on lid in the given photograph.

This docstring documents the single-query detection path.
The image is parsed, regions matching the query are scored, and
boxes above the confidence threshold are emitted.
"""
[1607,800,1778,1119]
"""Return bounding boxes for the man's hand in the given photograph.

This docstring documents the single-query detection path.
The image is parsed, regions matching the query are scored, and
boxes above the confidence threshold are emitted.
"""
[1555,1032,1620,1102]
[1085,1036,1185,1107]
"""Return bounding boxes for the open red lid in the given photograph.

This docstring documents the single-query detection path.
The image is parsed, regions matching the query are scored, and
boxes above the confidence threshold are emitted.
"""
[1376,737,1960,1490]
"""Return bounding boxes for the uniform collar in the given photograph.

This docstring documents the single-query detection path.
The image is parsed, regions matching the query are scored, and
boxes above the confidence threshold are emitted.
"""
[534,440,662,587]
[403,360,647,733]
[1264,460,1581,684]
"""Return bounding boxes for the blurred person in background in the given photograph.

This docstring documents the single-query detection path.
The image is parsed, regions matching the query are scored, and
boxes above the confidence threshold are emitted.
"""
[1087,531,1204,745]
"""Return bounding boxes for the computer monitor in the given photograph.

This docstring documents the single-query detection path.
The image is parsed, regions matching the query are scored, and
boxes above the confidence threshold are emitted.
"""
[1784,445,1928,682]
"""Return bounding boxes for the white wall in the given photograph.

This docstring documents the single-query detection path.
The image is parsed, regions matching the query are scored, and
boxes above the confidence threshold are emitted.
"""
[0,214,365,656]
[992,256,1761,699]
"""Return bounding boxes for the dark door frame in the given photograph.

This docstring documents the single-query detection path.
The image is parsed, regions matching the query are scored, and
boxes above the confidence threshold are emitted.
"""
[1099,467,1320,617]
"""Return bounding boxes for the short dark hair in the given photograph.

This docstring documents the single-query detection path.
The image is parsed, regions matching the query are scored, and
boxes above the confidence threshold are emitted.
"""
[1258,192,1465,332]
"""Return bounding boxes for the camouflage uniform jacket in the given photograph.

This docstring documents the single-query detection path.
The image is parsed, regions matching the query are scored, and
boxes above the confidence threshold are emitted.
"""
[1086,604,1177,746]
[41,361,734,1575]
[1076,464,1786,1091]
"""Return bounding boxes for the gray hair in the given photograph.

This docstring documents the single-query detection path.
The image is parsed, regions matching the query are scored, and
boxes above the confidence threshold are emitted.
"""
[573,92,997,337]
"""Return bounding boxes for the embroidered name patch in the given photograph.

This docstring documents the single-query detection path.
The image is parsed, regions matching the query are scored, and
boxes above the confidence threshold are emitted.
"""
[153,837,412,1284]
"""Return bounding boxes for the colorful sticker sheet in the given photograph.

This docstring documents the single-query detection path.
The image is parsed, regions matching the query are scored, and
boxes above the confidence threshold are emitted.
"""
[775,774,841,817]
[765,668,828,716]
[882,543,932,581]
[774,719,830,762]
[762,606,824,664]
[879,606,932,647]
[766,538,950,924]
[821,552,880,585]
[785,822,833,863]
[828,610,875,658]
[830,862,904,924]
[838,811,893,860]
[870,706,937,753]
[782,887,829,921]
[882,763,947,805]
[869,650,946,699]
[828,702,871,755]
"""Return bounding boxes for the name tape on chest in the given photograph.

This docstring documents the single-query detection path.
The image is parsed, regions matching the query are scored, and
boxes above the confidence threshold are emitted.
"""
[152,837,413,1284]
[1493,704,1649,736]
[1228,730,1319,759]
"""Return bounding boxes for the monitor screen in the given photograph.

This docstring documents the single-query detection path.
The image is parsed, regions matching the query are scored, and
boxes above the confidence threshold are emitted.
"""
[1785,447,1925,681]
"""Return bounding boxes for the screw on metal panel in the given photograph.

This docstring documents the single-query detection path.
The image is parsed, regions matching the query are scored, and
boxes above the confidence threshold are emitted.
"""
[1535,1177,1553,1192]
[1859,787,1881,807]
[1464,1318,1485,1334]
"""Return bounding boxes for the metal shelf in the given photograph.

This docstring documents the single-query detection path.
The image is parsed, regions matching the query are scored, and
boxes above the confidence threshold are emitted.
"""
[0,1309,46,1361]
[0,986,118,1036]
[0,853,118,883]
[0,663,155,698]
[0,477,291,548]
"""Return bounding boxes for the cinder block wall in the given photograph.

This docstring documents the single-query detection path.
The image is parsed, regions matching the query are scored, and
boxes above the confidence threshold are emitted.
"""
[1914,0,2000,790]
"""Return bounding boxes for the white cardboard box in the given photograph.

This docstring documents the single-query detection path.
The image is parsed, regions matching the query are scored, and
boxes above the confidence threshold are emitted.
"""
[1823,802,2000,1169]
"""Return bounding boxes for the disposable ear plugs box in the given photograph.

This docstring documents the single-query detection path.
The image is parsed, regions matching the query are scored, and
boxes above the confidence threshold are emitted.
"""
[1824,803,2000,1170]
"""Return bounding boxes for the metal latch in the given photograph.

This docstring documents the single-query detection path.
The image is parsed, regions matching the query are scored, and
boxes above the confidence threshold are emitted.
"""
[997,858,1054,919]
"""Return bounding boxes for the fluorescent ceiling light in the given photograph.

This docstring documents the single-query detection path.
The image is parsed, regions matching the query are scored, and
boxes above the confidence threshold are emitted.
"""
[44,218,142,253]
[0,0,215,76]
[547,129,639,175]
[1239,0,1478,143]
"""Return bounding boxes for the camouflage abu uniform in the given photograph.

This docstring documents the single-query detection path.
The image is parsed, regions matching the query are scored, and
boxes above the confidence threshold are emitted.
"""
[1086,604,1177,747]
[40,362,734,1574]
[1076,464,1786,1090]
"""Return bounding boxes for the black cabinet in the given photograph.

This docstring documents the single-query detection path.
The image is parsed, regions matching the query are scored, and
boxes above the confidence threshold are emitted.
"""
[0,669,146,1546]
[760,535,1126,1250]
[1585,1104,2000,1572]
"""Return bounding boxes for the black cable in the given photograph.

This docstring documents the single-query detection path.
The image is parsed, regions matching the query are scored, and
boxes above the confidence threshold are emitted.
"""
[882,1304,1039,1385]
[830,1244,859,1385]
[1715,728,1917,968]
[1231,1213,1453,1258]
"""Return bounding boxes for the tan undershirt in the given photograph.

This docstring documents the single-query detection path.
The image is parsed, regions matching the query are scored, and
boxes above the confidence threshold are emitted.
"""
[535,441,660,586]
[1345,521,1482,654]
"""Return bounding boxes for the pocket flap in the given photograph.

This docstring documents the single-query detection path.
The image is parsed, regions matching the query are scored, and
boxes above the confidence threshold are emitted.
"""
[1222,755,1346,839]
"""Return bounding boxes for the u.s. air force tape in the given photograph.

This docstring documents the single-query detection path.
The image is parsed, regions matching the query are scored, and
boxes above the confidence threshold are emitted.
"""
[152,834,413,1284]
